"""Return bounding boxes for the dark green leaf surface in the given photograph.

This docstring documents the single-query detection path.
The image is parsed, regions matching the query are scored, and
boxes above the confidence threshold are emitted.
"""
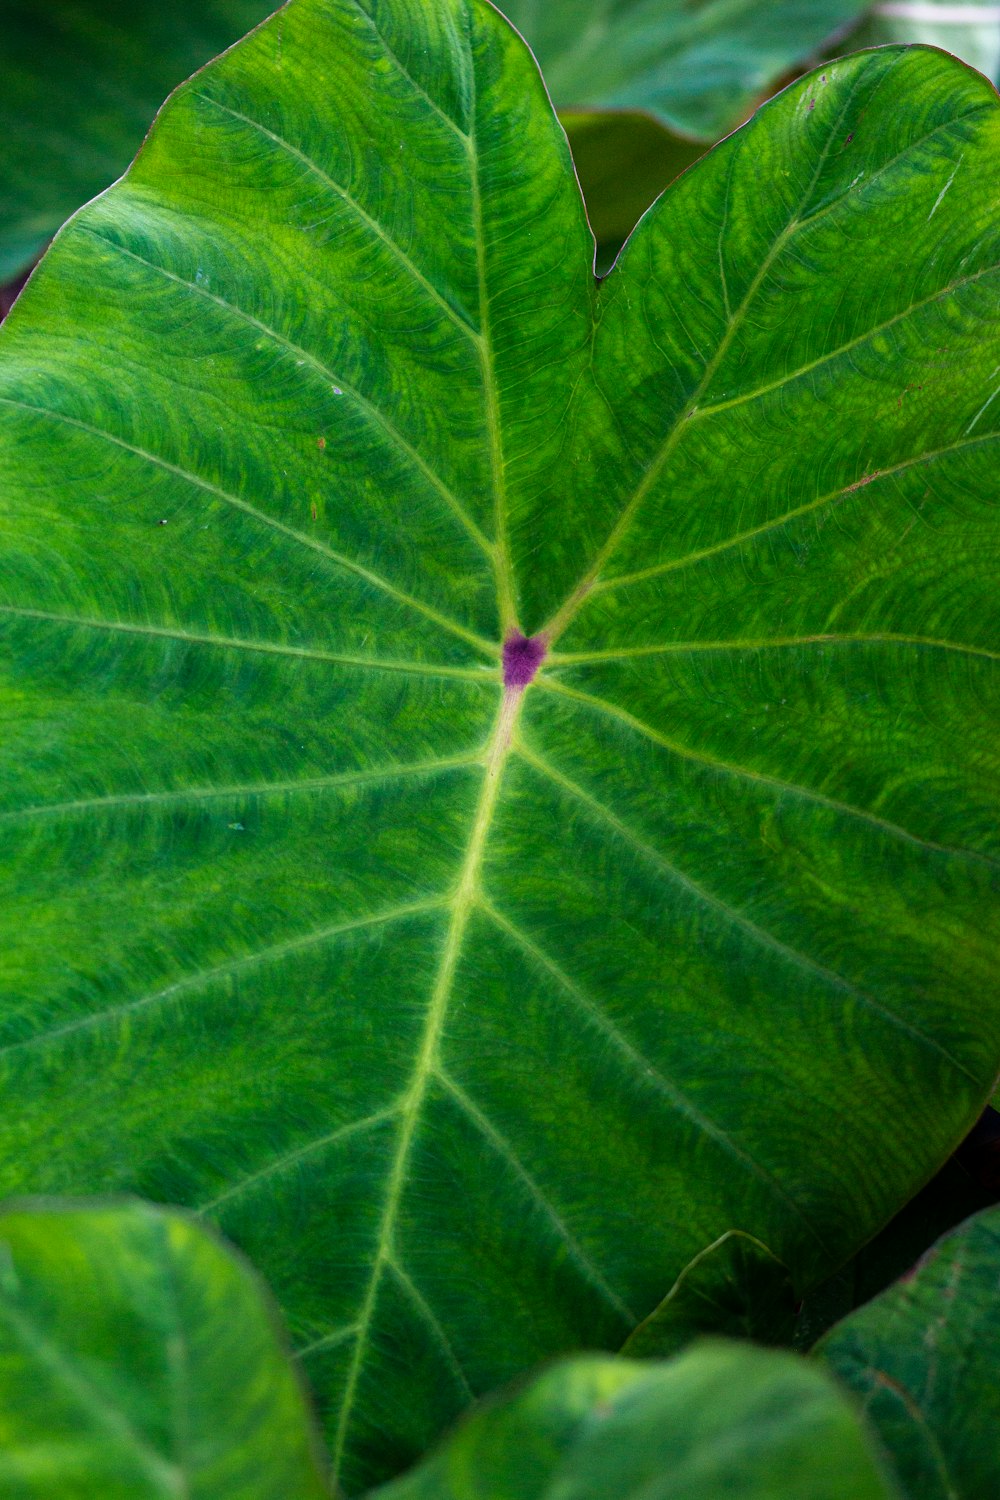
[0,1200,329,1498]
[371,1342,899,1500]
[1,2,999,1488]
[622,1232,796,1359]
[0,0,276,279]
[502,0,869,137]
[819,1207,1000,1499]
[797,1126,999,1347]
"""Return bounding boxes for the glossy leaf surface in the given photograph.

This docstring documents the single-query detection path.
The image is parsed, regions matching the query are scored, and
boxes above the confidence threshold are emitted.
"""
[0,0,276,278]
[372,1342,899,1500]
[622,1233,796,1359]
[819,1207,1000,1499]
[503,0,868,137]
[0,1200,329,1499]
[1,2,999,1489]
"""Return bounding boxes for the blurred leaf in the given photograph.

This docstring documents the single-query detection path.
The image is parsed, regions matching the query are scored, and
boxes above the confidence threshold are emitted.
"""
[370,1342,899,1500]
[0,0,276,278]
[818,1206,1000,1499]
[622,1232,796,1359]
[852,2,1000,82]
[502,0,870,138]
[561,111,704,251]
[0,1199,330,1499]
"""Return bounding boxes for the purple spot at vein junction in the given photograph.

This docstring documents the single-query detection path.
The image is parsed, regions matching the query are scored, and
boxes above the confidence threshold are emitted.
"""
[503,632,547,689]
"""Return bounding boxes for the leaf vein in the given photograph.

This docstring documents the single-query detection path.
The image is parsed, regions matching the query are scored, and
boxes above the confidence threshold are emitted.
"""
[517,744,980,1085]
[482,901,827,1252]
[436,1066,637,1323]
[192,93,481,342]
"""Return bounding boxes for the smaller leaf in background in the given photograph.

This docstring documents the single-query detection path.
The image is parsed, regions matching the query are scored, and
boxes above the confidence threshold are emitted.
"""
[621,1231,796,1359]
[0,0,278,280]
[561,111,704,263]
[796,1108,1000,1347]
[502,0,870,139]
[0,1199,330,1499]
[370,1342,899,1500]
[818,1206,1000,1500]
[855,2,1000,81]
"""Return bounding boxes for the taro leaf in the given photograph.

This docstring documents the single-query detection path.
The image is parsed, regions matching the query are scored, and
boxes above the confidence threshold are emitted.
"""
[0,2,999,1490]
[621,1232,796,1359]
[0,1199,330,1498]
[370,1342,900,1500]
[852,3,1000,84]
[501,0,870,139]
[818,1207,1000,1499]
[0,0,277,280]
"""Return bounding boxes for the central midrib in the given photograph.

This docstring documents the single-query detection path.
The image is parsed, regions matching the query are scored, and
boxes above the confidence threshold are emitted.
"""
[330,681,526,1480]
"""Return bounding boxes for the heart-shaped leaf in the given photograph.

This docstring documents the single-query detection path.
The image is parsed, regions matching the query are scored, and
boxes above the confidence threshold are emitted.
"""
[818,1206,1000,1499]
[1,1,999,1489]
[0,0,276,279]
[0,1200,330,1498]
[621,1233,796,1359]
[369,1342,900,1500]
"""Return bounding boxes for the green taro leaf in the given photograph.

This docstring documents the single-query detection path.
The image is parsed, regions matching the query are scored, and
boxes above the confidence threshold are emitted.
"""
[0,2,999,1489]
[818,1206,1000,1499]
[0,0,277,279]
[622,1232,797,1359]
[370,1342,900,1500]
[0,1199,330,1499]
[501,0,870,139]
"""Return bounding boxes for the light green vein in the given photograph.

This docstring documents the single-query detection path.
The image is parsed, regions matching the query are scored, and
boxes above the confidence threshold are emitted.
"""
[586,426,1000,594]
[534,677,999,869]
[517,742,980,1085]
[385,1257,474,1400]
[541,70,871,642]
[0,754,480,828]
[436,1066,637,1323]
[193,93,481,344]
[199,1106,401,1216]
[549,633,1000,664]
[465,18,518,633]
[0,401,496,657]
[692,258,1000,426]
[0,605,495,677]
[329,683,524,1482]
[0,899,446,1063]
[295,1324,361,1363]
[79,228,495,561]
[348,0,471,144]
[482,900,827,1252]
